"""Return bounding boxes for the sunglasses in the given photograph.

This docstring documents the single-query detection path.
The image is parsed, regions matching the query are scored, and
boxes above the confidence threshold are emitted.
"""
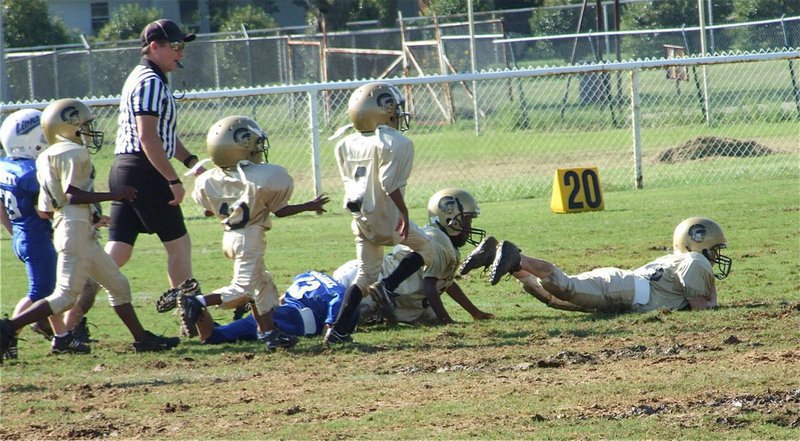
[169,41,186,51]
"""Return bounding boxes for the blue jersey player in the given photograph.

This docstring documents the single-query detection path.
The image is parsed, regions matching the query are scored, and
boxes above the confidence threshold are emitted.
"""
[181,270,358,344]
[0,109,97,357]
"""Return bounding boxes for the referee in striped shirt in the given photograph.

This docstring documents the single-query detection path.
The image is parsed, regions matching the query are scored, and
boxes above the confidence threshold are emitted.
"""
[105,19,203,290]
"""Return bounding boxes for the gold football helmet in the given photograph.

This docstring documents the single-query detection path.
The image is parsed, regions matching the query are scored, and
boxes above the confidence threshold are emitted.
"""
[428,188,486,247]
[347,82,410,132]
[41,99,103,153]
[673,217,731,279]
[0,109,47,159]
[206,116,269,168]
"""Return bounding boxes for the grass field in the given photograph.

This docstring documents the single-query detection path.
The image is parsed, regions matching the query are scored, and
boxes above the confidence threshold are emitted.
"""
[1,174,798,439]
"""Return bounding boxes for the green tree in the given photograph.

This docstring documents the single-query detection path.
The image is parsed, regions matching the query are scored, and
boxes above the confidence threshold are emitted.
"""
[732,0,800,21]
[2,0,74,48]
[219,5,279,32]
[529,0,589,36]
[621,0,734,30]
[96,4,162,42]
[357,0,399,28]
[419,0,496,16]
[297,0,398,31]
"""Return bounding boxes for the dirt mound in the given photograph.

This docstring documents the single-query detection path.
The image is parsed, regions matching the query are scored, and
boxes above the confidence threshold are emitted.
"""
[659,136,774,163]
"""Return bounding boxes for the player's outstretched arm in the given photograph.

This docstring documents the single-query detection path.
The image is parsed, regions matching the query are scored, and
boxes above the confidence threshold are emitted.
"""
[65,184,137,205]
[274,194,330,217]
[445,282,494,321]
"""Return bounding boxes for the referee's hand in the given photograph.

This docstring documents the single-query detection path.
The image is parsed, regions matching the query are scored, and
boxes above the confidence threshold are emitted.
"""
[168,182,185,206]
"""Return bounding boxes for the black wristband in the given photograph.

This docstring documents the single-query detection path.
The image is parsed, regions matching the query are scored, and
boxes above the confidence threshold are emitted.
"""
[168,178,182,185]
[183,154,198,168]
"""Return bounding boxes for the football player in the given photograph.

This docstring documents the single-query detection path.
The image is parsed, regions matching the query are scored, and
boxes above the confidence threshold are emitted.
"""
[334,188,495,326]
[176,270,358,344]
[181,115,329,351]
[324,82,437,346]
[0,109,99,357]
[0,99,180,361]
[462,217,729,313]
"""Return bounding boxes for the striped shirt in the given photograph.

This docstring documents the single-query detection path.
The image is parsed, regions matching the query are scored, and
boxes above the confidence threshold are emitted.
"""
[115,59,178,158]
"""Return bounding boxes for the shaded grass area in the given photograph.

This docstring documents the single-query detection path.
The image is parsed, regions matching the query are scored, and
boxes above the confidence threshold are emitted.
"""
[0,176,798,439]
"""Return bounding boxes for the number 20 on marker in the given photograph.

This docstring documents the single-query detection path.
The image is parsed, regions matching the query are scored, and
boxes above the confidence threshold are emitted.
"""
[550,167,605,214]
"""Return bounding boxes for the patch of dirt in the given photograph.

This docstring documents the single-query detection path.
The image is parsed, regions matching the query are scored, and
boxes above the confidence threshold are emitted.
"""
[577,388,800,427]
[161,401,191,414]
[658,136,774,163]
[65,423,120,439]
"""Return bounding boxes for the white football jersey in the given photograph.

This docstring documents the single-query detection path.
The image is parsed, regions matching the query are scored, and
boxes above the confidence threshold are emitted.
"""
[379,226,459,322]
[633,251,715,311]
[192,162,293,231]
[35,141,98,225]
[334,126,414,245]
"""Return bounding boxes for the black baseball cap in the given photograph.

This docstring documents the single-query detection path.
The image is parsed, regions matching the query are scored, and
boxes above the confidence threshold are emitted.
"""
[140,19,196,47]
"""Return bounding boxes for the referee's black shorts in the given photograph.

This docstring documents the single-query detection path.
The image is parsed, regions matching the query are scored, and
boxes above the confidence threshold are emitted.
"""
[108,153,188,245]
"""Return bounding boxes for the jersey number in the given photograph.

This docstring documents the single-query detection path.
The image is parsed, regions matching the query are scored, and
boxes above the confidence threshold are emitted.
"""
[0,189,20,220]
[287,274,322,299]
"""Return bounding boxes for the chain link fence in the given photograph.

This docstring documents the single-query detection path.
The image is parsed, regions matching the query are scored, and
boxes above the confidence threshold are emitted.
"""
[4,14,798,103]
[3,51,797,212]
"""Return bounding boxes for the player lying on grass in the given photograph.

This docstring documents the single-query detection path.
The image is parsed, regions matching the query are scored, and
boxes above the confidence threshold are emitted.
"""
[159,249,492,344]
[462,217,729,313]
[172,270,355,344]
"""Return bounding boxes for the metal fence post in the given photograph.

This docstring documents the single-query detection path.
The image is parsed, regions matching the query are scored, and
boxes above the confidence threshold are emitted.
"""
[630,68,643,190]
[27,58,34,101]
[53,51,59,98]
[80,34,95,97]
[468,0,480,135]
[213,40,221,89]
[241,25,254,87]
[308,89,322,197]
[0,6,6,104]
[781,15,800,119]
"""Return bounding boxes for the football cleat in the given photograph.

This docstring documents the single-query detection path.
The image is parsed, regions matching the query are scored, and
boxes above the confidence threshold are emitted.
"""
[156,278,201,313]
[156,287,180,313]
[179,278,202,296]
[259,329,299,351]
[232,302,252,321]
[72,317,97,343]
[322,327,352,347]
[489,240,522,286]
[178,295,203,338]
[133,331,180,353]
[51,332,91,354]
[4,334,19,360]
[459,236,499,275]
[368,281,398,326]
[0,318,14,364]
